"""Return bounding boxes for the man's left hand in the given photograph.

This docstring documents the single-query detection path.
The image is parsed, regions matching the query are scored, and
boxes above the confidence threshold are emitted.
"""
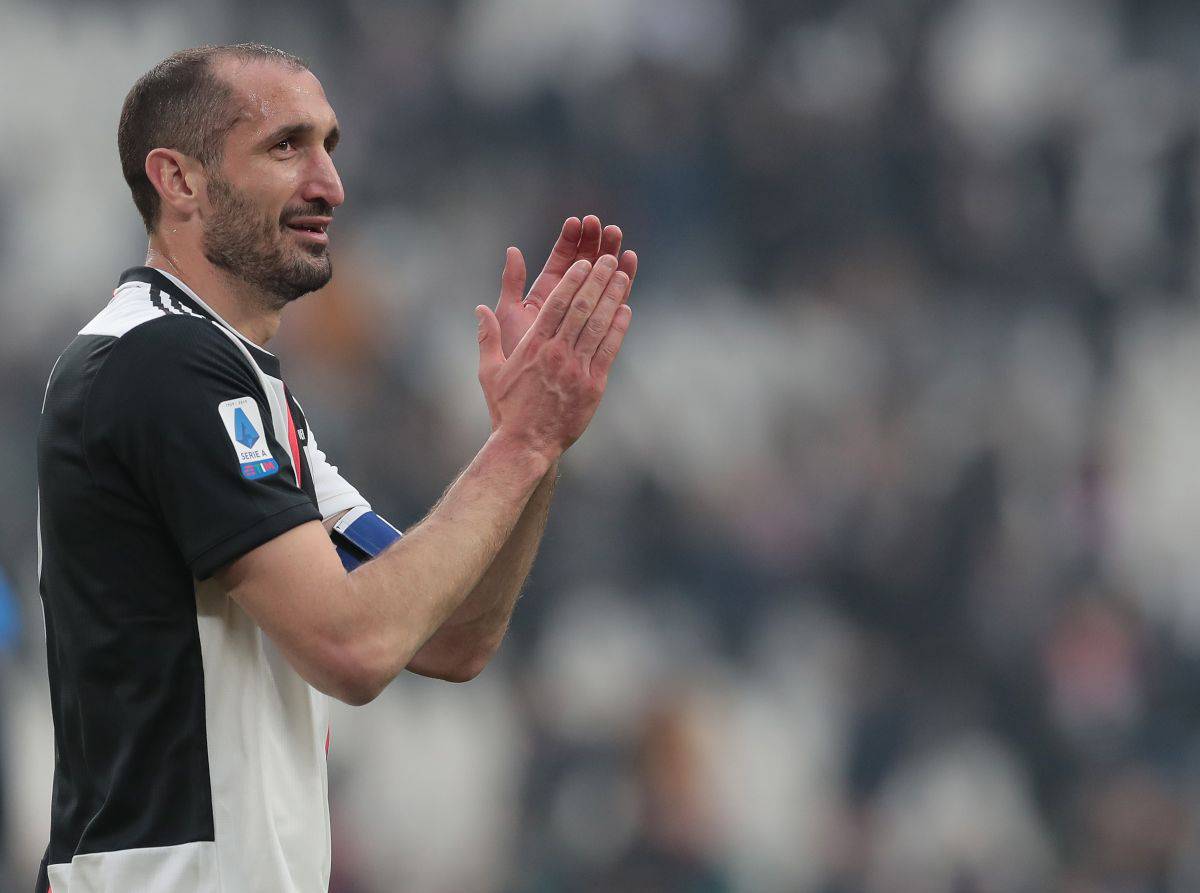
[494,214,638,358]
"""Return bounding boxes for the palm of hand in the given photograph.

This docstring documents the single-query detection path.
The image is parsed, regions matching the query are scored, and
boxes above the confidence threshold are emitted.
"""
[496,294,543,359]
[494,215,637,358]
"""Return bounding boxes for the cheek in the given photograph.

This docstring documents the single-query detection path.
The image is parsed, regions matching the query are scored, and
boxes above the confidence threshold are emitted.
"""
[279,168,306,203]
[265,195,292,230]
[239,165,300,224]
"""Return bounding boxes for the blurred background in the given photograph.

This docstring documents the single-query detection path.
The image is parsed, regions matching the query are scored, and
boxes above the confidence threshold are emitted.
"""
[7,0,1200,890]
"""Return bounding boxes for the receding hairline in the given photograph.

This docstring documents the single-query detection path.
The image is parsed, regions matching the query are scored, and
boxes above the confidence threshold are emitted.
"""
[202,42,310,73]
[205,53,332,142]
[209,52,317,113]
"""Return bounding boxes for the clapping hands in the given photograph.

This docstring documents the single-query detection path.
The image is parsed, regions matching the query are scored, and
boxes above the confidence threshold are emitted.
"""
[474,224,636,456]
[491,215,637,358]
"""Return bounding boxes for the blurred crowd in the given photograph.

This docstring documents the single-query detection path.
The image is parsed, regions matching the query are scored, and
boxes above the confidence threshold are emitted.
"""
[6,0,1200,890]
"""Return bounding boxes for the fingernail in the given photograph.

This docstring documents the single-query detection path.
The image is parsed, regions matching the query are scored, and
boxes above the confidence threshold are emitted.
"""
[598,254,617,269]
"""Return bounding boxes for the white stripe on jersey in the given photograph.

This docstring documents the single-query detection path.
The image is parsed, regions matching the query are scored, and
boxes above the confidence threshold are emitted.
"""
[46,841,219,892]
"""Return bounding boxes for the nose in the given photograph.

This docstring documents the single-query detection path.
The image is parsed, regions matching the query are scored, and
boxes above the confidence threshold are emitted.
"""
[302,147,345,210]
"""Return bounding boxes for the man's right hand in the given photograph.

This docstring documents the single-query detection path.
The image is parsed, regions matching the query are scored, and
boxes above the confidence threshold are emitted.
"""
[217,254,634,705]
[474,253,633,460]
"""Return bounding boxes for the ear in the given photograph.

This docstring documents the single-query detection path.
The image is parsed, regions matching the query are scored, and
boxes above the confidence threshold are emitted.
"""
[145,148,206,221]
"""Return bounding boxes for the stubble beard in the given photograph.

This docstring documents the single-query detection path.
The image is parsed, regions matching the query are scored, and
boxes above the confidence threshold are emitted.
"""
[201,173,333,310]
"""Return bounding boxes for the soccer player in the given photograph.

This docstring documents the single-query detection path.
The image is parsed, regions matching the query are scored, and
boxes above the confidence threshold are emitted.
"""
[35,43,636,893]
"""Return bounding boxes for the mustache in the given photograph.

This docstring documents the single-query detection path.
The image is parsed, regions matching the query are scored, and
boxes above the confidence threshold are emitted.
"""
[281,201,335,223]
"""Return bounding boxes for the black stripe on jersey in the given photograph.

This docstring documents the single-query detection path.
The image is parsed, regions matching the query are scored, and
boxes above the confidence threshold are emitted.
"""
[149,284,201,319]
[148,283,167,314]
[37,330,218,879]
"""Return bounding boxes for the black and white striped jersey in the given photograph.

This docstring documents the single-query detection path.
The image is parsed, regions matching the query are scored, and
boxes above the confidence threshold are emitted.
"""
[35,266,371,893]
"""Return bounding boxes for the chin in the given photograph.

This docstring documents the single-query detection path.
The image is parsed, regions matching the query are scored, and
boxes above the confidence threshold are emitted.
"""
[290,261,333,299]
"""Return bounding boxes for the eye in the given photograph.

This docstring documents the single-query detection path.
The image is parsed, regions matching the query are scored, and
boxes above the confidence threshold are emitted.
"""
[273,138,295,153]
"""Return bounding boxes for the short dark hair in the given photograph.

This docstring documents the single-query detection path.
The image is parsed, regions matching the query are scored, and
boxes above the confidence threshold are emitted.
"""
[118,43,308,234]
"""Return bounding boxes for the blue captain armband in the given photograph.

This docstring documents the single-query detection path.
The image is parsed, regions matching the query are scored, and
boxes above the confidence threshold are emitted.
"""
[331,507,403,571]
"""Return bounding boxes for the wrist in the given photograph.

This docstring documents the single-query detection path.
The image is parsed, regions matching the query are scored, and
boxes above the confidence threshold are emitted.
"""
[483,428,557,483]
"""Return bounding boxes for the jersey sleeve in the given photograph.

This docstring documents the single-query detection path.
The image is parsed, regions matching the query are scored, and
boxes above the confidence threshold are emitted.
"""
[88,316,321,579]
[303,418,372,521]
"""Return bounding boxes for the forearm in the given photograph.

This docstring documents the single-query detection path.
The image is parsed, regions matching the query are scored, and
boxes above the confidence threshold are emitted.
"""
[462,459,557,626]
[406,461,558,678]
[340,433,551,691]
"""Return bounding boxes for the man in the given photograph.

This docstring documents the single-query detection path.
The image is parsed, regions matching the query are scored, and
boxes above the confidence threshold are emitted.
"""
[35,43,636,893]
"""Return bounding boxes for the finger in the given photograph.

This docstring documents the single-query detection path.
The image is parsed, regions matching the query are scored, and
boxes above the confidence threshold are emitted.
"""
[576,214,603,262]
[557,254,617,344]
[590,304,632,379]
[526,217,583,306]
[476,305,504,378]
[531,259,593,340]
[598,224,622,261]
[496,246,526,310]
[617,249,638,289]
[575,270,629,357]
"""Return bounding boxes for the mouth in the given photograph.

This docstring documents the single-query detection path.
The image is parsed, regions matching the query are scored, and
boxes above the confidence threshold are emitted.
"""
[284,216,332,246]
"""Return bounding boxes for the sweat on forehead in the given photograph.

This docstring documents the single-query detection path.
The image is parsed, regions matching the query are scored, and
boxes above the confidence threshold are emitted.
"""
[218,55,324,100]
[213,58,328,117]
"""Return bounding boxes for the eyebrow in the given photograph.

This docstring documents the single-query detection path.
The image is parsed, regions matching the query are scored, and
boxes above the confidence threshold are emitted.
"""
[262,121,340,151]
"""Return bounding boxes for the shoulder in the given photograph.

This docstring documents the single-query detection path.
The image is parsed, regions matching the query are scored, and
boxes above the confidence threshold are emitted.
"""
[82,310,273,467]
[76,276,250,381]
[84,312,264,437]
[78,274,277,441]
[102,314,255,393]
[81,275,208,338]
[81,272,252,362]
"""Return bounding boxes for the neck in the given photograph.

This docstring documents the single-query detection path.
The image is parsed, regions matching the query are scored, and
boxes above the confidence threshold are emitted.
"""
[145,237,283,347]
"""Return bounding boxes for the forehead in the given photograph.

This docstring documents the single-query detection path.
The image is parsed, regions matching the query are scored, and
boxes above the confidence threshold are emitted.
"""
[216,58,337,143]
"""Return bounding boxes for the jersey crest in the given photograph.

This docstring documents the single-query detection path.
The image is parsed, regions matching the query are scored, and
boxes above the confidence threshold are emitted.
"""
[217,397,280,479]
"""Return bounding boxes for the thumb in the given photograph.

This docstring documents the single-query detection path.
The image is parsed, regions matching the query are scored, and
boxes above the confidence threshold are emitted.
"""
[475,305,504,375]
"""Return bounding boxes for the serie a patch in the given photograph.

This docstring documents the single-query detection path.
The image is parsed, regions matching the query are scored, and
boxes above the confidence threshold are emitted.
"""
[217,397,280,480]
